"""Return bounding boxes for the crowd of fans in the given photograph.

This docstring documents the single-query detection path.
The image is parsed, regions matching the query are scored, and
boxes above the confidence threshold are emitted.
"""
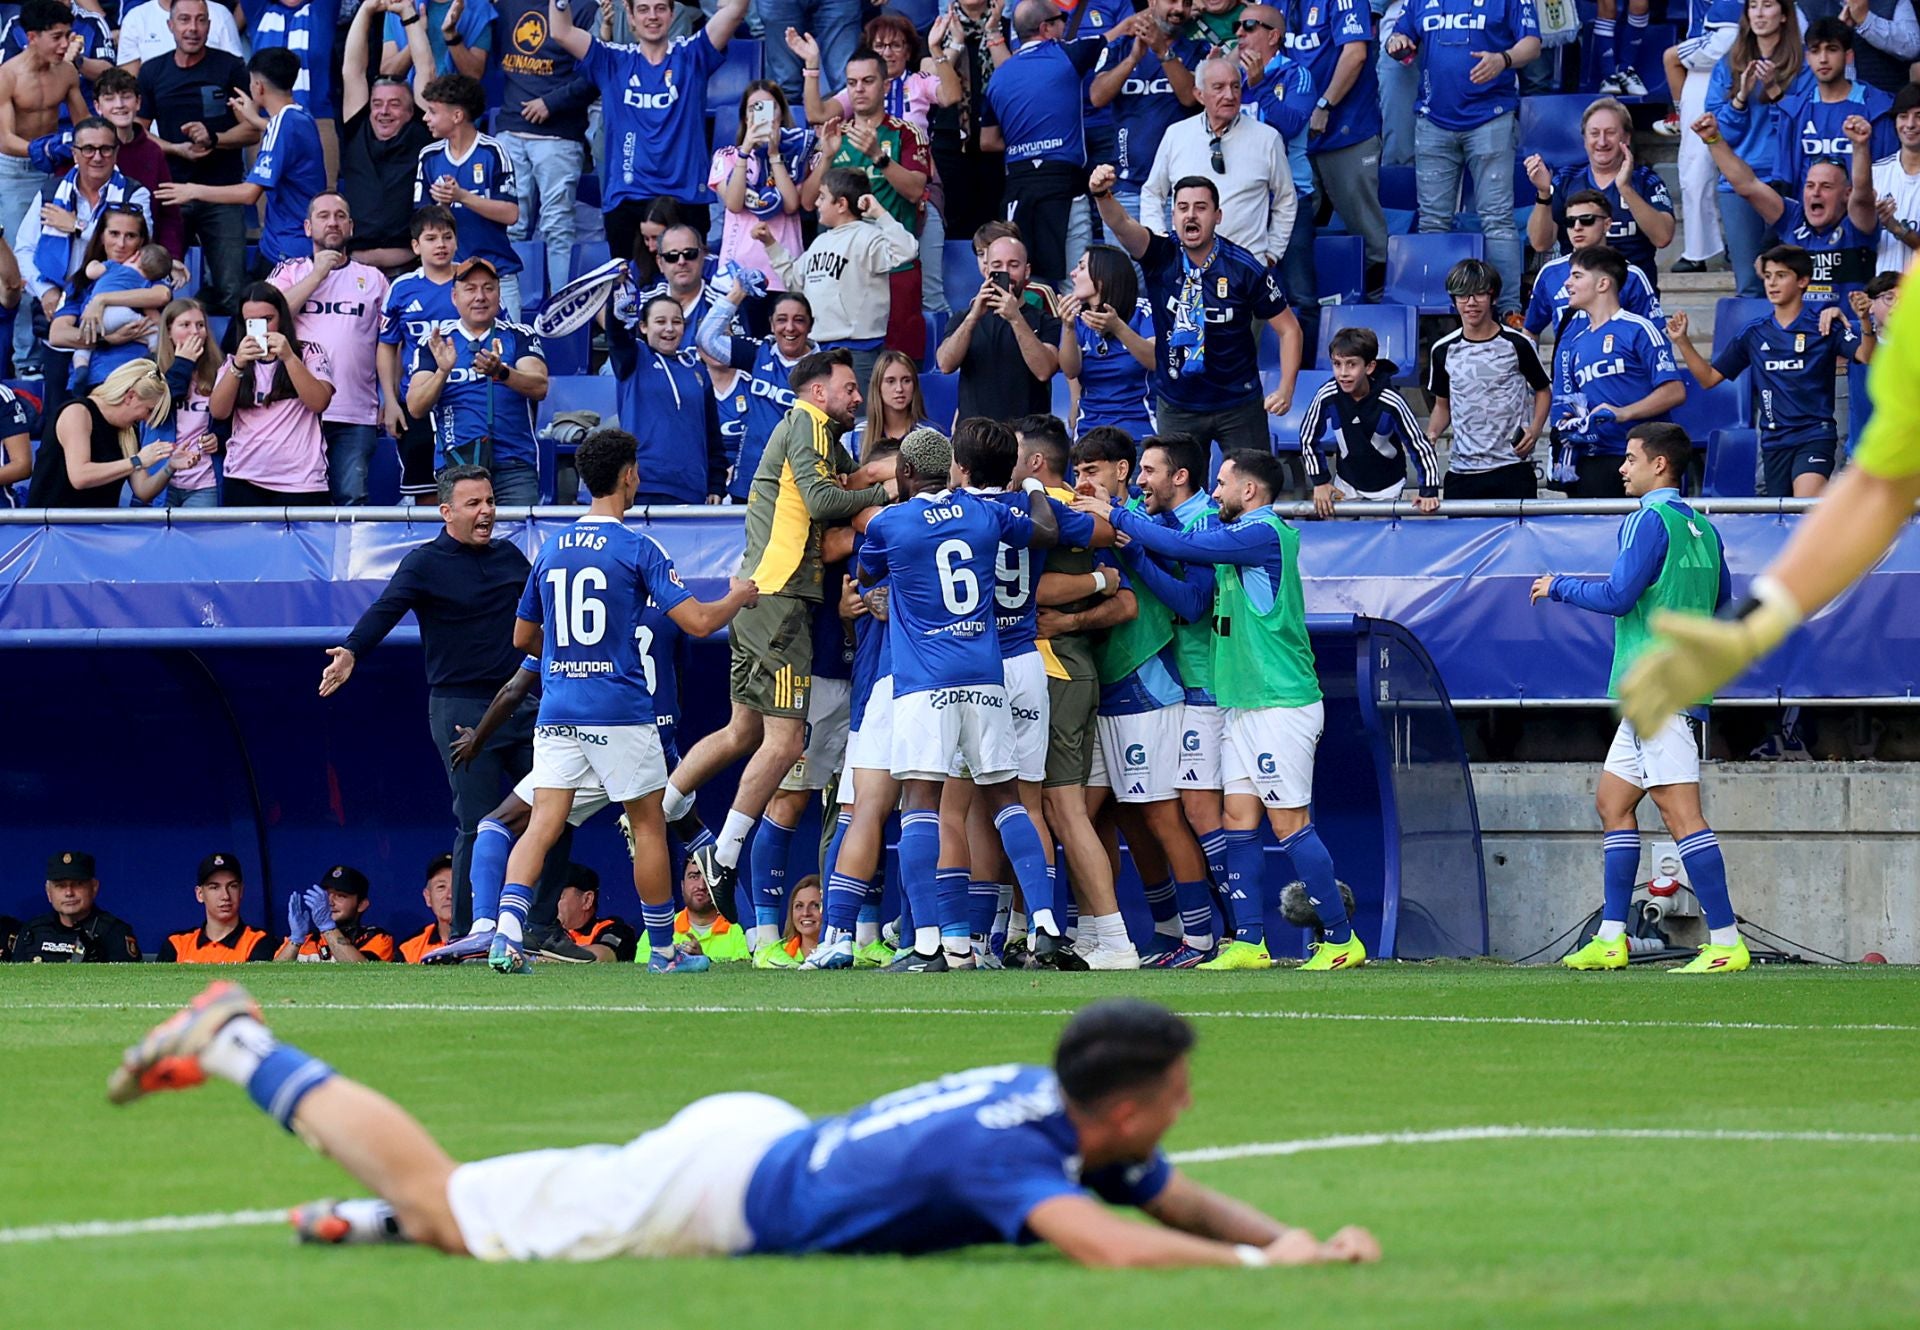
[0,0,1910,513]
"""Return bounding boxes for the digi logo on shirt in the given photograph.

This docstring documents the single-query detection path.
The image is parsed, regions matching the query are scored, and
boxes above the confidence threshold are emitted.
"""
[624,72,679,112]
[1419,11,1490,30]
[1573,357,1626,388]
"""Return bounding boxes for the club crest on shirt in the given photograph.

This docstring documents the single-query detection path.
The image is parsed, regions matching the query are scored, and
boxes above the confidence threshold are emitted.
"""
[1795,333,1806,353]
[1216,276,1228,298]
[1602,334,1613,353]
[474,162,485,185]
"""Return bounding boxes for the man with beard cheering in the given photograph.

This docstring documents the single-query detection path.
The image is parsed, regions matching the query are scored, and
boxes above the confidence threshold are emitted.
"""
[270,193,392,505]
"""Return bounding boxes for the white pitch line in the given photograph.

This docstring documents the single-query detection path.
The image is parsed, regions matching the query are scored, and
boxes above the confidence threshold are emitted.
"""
[4,1125,1913,1247]
[17,1000,1919,1035]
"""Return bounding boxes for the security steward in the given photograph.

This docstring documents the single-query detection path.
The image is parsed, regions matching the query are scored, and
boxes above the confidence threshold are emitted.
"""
[399,853,458,963]
[12,851,142,962]
[157,853,276,963]
[556,865,639,963]
[274,865,399,963]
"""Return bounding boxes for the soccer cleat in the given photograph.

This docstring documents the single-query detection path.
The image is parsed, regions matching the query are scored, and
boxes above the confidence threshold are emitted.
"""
[1652,110,1682,138]
[696,846,740,910]
[854,938,897,968]
[1001,935,1030,968]
[524,921,596,964]
[1029,928,1086,971]
[421,931,493,965]
[1197,940,1273,971]
[108,980,260,1105]
[1299,934,1369,971]
[754,943,801,970]
[973,938,1004,971]
[1147,942,1217,969]
[487,933,532,975]
[289,1201,352,1245]
[1137,934,1181,963]
[883,948,950,972]
[1085,943,1142,971]
[945,946,978,971]
[1670,938,1752,974]
[800,938,855,970]
[648,946,712,974]
[1561,933,1631,970]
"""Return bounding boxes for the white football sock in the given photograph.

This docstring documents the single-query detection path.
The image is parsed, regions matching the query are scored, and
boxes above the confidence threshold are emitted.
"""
[715,810,755,870]
[470,916,495,934]
[201,1015,277,1085]
[661,783,694,823]
[1596,920,1627,942]
[913,924,941,956]
[1709,925,1740,947]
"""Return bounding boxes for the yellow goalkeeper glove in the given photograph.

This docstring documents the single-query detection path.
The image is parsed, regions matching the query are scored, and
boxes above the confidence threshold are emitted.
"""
[1618,576,1804,734]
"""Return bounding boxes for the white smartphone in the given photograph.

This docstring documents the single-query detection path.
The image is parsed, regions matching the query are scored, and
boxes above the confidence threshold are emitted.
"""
[245,317,268,344]
[750,100,776,131]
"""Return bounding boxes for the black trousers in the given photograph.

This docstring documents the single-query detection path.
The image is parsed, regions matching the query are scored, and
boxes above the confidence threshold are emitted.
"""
[1444,461,1538,500]
[1002,159,1083,285]
[426,691,571,934]
[1155,395,1273,480]
[1568,454,1627,498]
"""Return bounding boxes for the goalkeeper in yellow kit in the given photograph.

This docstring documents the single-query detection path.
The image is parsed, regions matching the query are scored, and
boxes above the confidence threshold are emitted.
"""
[1621,273,1920,734]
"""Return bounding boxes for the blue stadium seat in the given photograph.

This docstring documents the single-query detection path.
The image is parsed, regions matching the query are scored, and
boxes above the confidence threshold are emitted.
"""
[208,315,230,351]
[1049,371,1072,423]
[1703,427,1760,497]
[919,309,947,372]
[1317,303,1419,379]
[920,368,958,431]
[366,434,401,505]
[1670,370,1748,442]
[1313,234,1365,307]
[512,241,547,313]
[571,239,613,279]
[576,170,601,211]
[543,324,594,376]
[182,246,203,299]
[1379,164,1418,212]
[1711,297,1774,362]
[1519,95,1594,170]
[707,38,762,114]
[1383,232,1485,314]
[538,376,620,503]
[943,240,982,312]
[1266,367,1333,455]
[711,104,740,153]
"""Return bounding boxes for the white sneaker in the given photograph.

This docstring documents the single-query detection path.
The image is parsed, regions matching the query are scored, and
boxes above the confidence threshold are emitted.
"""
[1600,67,1647,97]
[1085,944,1142,971]
[1652,111,1681,138]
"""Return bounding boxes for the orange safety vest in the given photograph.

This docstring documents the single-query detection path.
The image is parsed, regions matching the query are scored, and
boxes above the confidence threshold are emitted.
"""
[296,924,398,962]
[673,909,736,935]
[567,918,617,948]
[399,923,453,964]
[165,924,271,964]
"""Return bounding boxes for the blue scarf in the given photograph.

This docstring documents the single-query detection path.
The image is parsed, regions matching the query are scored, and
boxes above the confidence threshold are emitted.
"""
[34,168,142,298]
[739,127,816,220]
[1169,245,1212,379]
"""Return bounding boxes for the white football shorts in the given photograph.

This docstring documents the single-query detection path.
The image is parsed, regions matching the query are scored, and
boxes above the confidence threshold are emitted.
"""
[529,724,667,804]
[447,1091,807,1262]
[1220,702,1324,809]
[1094,707,1184,803]
[1175,702,1224,791]
[1604,713,1701,790]
[780,676,852,793]
[892,682,1018,785]
[1000,651,1050,784]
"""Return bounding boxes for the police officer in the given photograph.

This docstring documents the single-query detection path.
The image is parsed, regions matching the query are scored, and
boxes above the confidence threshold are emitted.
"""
[12,852,142,963]
[156,853,276,964]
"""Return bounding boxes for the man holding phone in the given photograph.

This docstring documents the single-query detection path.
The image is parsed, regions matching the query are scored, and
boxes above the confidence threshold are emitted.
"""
[935,232,1062,423]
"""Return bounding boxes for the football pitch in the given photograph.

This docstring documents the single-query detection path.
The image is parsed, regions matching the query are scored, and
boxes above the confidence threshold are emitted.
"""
[2,964,1915,1329]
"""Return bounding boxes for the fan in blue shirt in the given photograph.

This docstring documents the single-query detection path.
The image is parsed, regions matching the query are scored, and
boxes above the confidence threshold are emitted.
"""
[415,77,523,296]
[406,260,547,482]
[1088,9,1207,197]
[979,26,1106,167]
[546,0,751,212]
[1388,0,1540,132]
[696,286,816,498]
[1774,19,1896,189]
[1535,153,1677,293]
[1284,0,1380,155]
[160,51,330,266]
[130,994,1383,1268]
[1061,246,1157,439]
[1525,195,1664,336]
[1549,247,1685,490]
[607,294,727,505]
[249,0,334,115]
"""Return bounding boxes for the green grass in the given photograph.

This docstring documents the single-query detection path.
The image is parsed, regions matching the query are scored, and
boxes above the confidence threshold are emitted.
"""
[3,964,1917,1328]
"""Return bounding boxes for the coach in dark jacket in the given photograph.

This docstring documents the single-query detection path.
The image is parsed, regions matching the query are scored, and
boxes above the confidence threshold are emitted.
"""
[317,464,571,940]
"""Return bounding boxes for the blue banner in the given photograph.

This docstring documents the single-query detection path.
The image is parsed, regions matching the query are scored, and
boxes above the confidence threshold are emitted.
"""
[1,511,1913,702]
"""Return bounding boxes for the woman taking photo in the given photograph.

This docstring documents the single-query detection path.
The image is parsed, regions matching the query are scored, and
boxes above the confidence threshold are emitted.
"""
[1057,244,1155,441]
[849,349,939,456]
[154,298,223,508]
[710,81,813,287]
[24,358,173,507]
[211,282,335,507]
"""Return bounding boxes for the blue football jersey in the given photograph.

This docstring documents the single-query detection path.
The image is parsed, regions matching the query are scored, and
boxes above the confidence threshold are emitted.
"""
[248,103,326,264]
[381,271,459,348]
[585,33,721,208]
[1554,311,1681,458]
[410,318,546,468]
[848,535,892,732]
[516,517,692,725]
[413,135,521,276]
[982,490,1094,660]
[859,490,1036,697]
[1071,301,1156,437]
[1712,308,1856,450]
[742,1064,1172,1256]
[514,589,684,736]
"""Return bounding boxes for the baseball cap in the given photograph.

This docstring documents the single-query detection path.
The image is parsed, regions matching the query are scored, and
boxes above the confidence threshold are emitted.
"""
[320,864,370,898]
[453,256,499,283]
[46,850,95,881]
[197,852,243,884]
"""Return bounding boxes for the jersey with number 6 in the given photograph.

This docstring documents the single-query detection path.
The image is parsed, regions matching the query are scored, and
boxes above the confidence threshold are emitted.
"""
[516,515,693,725]
[859,490,1035,697]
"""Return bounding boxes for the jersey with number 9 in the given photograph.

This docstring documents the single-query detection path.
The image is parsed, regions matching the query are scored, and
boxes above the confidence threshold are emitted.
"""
[517,516,694,725]
[858,490,1036,698]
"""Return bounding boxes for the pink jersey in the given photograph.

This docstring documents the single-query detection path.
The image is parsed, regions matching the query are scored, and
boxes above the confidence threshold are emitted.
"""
[167,376,218,491]
[269,257,389,426]
[224,342,334,494]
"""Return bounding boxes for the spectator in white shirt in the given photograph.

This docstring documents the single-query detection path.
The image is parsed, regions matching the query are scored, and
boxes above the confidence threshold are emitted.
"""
[1139,55,1294,265]
[116,0,246,74]
[1873,81,1920,274]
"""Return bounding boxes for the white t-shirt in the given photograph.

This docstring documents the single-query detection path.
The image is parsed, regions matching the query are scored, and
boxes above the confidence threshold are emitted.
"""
[1872,153,1920,275]
[117,0,248,66]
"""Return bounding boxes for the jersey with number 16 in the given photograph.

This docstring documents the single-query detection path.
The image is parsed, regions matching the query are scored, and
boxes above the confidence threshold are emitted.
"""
[516,516,693,726]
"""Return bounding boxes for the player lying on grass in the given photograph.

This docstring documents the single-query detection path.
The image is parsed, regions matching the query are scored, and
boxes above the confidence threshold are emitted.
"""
[108,988,1381,1269]
[1621,267,1920,735]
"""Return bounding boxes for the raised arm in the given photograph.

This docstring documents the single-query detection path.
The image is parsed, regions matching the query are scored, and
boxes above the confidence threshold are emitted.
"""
[548,0,591,61]
[1090,164,1151,258]
[1845,115,1881,234]
[1689,112,1783,224]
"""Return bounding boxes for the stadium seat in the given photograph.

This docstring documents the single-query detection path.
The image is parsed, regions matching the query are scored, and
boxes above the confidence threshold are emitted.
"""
[366,434,401,505]
[1703,427,1760,498]
[1671,369,1748,441]
[943,240,983,312]
[512,242,547,313]
[1314,234,1365,307]
[576,170,601,211]
[1266,367,1333,455]
[1049,371,1072,423]
[543,323,594,376]
[1379,164,1418,213]
[208,315,230,351]
[182,246,203,299]
[1383,232,1485,314]
[707,38,761,114]
[539,374,618,432]
[919,309,948,371]
[1317,303,1418,379]
[1711,297,1774,362]
[920,368,958,431]
[571,239,613,280]
[1519,95,1595,170]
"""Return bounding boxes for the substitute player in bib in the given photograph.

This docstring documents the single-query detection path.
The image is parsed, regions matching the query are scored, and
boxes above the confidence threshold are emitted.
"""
[860,428,1063,972]
[1529,423,1745,974]
[1621,269,1920,735]
[489,429,759,975]
[112,989,1381,1269]
[1077,450,1363,972]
